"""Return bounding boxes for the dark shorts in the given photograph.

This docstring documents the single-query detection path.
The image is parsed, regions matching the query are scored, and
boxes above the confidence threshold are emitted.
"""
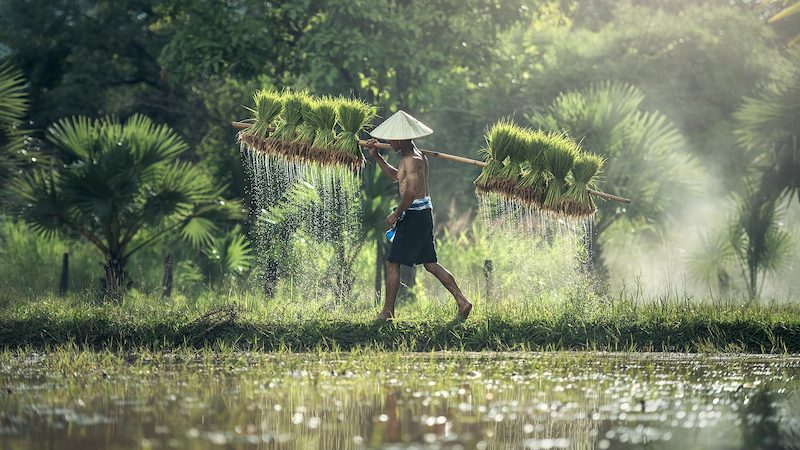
[387,209,437,267]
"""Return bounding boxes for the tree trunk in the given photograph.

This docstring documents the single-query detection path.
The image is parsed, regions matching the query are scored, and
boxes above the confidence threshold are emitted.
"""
[102,253,128,301]
[162,253,173,298]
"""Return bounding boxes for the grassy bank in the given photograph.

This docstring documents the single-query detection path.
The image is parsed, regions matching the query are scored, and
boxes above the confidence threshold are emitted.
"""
[2,290,799,353]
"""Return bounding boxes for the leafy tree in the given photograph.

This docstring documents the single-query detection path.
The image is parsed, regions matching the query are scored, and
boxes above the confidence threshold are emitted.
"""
[153,0,523,110]
[0,0,171,128]
[11,114,242,298]
[526,82,705,273]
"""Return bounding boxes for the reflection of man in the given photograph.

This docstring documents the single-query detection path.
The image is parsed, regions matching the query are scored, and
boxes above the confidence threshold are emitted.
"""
[365,111,472,320]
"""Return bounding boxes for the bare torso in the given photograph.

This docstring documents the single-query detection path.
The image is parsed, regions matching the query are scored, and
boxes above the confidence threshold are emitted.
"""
[397,149,430,199]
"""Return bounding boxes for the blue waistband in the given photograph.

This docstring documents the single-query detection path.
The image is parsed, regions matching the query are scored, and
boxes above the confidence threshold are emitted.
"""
[407,196,432,211]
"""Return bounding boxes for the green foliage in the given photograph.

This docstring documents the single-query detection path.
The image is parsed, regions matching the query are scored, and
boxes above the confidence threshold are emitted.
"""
[256,169,363,299]
[295,97,319,145]
[729,182,793,301]
[689,181,793,302]
[735,47,800,202]
[0,61,30,195]
[0,0,168,127]
[0,217,99,302]
[541,131,580,208]
[151,0,523,110]
[767,0,800,48]
[182,224,252,283]
[10,114,243,297]
[153,0,291,85]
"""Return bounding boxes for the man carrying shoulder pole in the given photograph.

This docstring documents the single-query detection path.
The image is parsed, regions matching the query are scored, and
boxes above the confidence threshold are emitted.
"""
[364,111,472,320]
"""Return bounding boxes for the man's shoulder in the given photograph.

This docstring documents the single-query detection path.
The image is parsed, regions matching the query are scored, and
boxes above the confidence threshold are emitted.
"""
[402,151,425,165]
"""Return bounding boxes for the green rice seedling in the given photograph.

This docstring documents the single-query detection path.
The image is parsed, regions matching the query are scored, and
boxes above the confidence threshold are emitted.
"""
[475,159,504,187]
[333,96,376,166]
[542,131,579,210]
[496,127,529,182]
[563,152,605,214]
[517,131,550,193]
[295,96,318,145]
[244,88,283,139]
[272,90,310,142]
[309,96,339,151]
[475,119,521,193]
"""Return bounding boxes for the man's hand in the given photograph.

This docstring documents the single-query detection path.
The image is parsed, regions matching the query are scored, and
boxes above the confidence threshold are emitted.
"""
[365,138,380,158]
[385,211,399,228]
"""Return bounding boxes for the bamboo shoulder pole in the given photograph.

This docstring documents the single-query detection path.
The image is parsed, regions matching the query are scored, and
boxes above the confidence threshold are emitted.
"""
[231,121,631,203]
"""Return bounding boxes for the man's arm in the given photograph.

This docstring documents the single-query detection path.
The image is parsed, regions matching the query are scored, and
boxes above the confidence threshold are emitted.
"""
[365,139,398,182]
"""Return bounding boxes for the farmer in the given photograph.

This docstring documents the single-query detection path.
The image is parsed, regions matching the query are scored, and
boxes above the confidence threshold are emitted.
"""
[365,110,472,320]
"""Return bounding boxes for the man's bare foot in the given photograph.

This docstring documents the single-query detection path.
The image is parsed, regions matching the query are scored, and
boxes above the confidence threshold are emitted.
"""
[456,300,472,320]
[376,310,395,320]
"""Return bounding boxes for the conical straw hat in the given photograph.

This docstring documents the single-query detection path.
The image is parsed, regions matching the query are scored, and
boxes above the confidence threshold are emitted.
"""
[369,110,433,140]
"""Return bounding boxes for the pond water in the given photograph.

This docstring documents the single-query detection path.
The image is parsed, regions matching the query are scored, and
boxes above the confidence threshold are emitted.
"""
[0,351,797,449]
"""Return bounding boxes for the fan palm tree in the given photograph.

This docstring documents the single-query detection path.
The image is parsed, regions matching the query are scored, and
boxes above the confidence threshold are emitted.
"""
[0,61,30,196]
[526,82,705,272]
[735,48,800,203]
[730,181,792,302]
[13,114,243,299]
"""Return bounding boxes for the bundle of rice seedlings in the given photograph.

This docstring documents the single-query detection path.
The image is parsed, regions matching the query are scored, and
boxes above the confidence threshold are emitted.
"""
[244,88,283,139]
[474,118,521,194]
[542,131,579,210]
[333,97,376,168]
[515,130,551,207]
[309,96,338,151]
[483,118,517,162]
[563,152,605,216]
[272,90,310,142]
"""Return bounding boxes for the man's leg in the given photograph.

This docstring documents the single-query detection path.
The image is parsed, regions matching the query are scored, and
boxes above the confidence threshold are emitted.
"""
[423,262,472,319]
[377,261,402,319]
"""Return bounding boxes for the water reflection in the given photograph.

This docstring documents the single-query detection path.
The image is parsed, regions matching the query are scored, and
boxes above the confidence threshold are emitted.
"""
[0,352,797,449]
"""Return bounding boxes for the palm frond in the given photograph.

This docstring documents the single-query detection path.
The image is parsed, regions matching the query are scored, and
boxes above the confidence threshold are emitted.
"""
[122,114,188,173]
[47,116,103,161]
[0,61,28,128]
